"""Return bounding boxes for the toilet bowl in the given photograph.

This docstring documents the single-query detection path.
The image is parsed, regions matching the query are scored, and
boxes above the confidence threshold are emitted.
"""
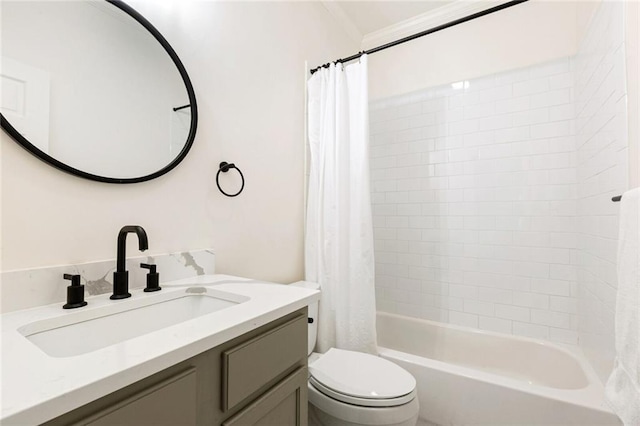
[292,281,419,426]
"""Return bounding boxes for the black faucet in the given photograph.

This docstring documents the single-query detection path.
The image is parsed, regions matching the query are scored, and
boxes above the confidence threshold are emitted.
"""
[111,225,148,300]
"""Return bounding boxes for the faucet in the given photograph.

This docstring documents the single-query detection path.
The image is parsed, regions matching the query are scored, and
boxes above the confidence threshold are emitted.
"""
[111,225,149,300]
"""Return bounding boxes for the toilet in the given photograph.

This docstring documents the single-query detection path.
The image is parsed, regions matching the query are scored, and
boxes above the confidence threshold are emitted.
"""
[292,281,419,426]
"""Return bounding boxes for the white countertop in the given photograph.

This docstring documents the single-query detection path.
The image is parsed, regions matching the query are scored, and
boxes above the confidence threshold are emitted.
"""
[1,274,319,425]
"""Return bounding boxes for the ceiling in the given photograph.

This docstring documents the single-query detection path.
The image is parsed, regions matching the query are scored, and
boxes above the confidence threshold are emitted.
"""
[330,1,454,37]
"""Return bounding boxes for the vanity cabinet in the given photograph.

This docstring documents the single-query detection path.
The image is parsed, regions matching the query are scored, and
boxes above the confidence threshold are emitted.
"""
[44,308,308,426]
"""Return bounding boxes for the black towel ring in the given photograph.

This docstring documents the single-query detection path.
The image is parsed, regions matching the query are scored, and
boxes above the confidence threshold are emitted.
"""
[216,162,244,197]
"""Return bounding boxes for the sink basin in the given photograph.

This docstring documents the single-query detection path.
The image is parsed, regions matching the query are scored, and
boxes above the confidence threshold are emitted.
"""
[18,286,249,357]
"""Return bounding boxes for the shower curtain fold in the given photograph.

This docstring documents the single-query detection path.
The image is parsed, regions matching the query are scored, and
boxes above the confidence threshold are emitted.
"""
[305,55,377,355]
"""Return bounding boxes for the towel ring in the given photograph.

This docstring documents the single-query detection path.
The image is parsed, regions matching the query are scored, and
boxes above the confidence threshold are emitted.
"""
[216,162,244,197]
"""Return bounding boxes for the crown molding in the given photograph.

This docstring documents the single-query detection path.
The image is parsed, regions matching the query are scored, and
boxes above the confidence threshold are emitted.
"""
[362,0,512,50]
[320,1,363,46]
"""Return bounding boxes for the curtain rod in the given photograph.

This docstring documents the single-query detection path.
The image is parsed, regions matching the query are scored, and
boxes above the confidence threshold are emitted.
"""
[310,0,530,75]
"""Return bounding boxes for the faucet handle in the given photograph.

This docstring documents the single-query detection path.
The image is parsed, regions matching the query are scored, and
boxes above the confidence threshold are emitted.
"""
[63,273,81,286]
[62,274,87,309]
[140,263,156,274]
[140,263,161,292]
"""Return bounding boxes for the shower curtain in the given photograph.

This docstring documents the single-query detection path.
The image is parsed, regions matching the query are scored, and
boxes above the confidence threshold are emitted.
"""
[305,55,377,355]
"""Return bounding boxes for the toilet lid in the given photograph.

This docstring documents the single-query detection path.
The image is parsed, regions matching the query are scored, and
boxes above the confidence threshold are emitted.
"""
[309,348,416,407]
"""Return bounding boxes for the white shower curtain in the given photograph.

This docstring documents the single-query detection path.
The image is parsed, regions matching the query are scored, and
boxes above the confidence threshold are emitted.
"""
[305,55,377,355]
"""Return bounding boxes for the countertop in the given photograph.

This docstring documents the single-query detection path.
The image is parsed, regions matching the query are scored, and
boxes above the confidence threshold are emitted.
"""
[0,274,319,425]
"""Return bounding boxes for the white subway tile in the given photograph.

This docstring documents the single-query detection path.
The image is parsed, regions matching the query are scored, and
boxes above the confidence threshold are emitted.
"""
[494,126,531,143]
[371,192,386,204]
[479,85,513,102]
[396,203,421,216]
[396,178,422,191]
[464,103,495,119]
[531,309,572,328]
[528,247,572,264]
[550,232,577,248]
[422,124,448,139]
[435,162,465,176]
[463,131,496,147]
[422,98,448,113]
[549,328,579,345]
[449,119,479,135]
[464,217,496,230]
[530,88,572,109]
[385,192,409,203]
[478,287,513,304]
[495,96,531,114]
[436,108,463,123]
[409,113,436,128]
[464,300,495,316]
[435,135,464,150]
[422,307,449,322]
[530,278,572,296]
[511,108,550,126]
[513,321,549,339]
[479,114,514,131]
[549,72,573,90]
[449,147,479,162]
[512,292,550,309]
[495,304,530,322]
[408,138,435,153]
[549,104,575,121]
[514,77,550,97]
[422,281,449,296]
[387,216,409,228]
[477,230,513,245]
[550,295,578,314]
[396,302,427,318]
[374,228,397,240]
[479,316,513,334]
[547,136,576,153]
[450,311,479,328]
[531,121,572,139]
[550,265,577,281]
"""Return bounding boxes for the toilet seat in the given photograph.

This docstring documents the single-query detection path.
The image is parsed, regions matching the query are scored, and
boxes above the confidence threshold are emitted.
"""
[309,348,416,408]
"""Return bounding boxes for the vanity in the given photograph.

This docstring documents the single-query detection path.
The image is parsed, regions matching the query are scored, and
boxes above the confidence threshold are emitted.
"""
[1,1,315,422]
[1,275,319,425]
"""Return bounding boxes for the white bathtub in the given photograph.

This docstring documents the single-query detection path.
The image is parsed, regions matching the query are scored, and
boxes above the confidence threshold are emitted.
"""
[376,312,621,426]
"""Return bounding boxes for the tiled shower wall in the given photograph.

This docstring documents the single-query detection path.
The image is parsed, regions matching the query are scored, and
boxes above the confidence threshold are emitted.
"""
[370,1,629,353]
[370,57,580,345]
[575,1,628,380]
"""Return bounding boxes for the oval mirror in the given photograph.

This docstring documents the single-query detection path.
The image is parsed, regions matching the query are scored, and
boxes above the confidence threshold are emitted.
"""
[0,0,197,183]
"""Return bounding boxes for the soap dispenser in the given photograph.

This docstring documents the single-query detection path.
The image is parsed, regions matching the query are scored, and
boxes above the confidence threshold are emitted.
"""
[62,274,87,309]
[141,263,161,292]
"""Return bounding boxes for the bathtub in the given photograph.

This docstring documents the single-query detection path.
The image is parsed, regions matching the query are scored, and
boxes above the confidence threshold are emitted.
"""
[376,312,621,426]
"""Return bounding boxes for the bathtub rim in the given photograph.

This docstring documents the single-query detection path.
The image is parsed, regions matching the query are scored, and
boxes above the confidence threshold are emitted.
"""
[376,311,616,417]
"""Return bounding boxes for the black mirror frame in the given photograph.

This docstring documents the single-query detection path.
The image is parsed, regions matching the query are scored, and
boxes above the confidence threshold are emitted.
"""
[0,0,198,184]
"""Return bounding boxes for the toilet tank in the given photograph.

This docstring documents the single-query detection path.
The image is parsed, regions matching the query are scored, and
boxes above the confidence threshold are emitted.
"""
[290,281,319,355]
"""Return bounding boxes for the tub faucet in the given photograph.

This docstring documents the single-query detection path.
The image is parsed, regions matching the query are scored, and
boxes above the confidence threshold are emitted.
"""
[111,225,148,300]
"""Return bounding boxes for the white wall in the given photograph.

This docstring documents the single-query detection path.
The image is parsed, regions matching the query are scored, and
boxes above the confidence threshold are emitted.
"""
[368,0,579,101]
[0,2,358,288]
[575,0,629,382]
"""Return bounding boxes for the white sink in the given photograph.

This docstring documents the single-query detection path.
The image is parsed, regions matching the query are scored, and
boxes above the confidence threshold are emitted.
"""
[18,286,249,357]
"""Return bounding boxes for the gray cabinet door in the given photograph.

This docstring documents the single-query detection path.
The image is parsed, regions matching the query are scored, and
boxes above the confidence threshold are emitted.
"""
[82,368,197,426]
[222,312,307,412]
[223,367,308,426]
